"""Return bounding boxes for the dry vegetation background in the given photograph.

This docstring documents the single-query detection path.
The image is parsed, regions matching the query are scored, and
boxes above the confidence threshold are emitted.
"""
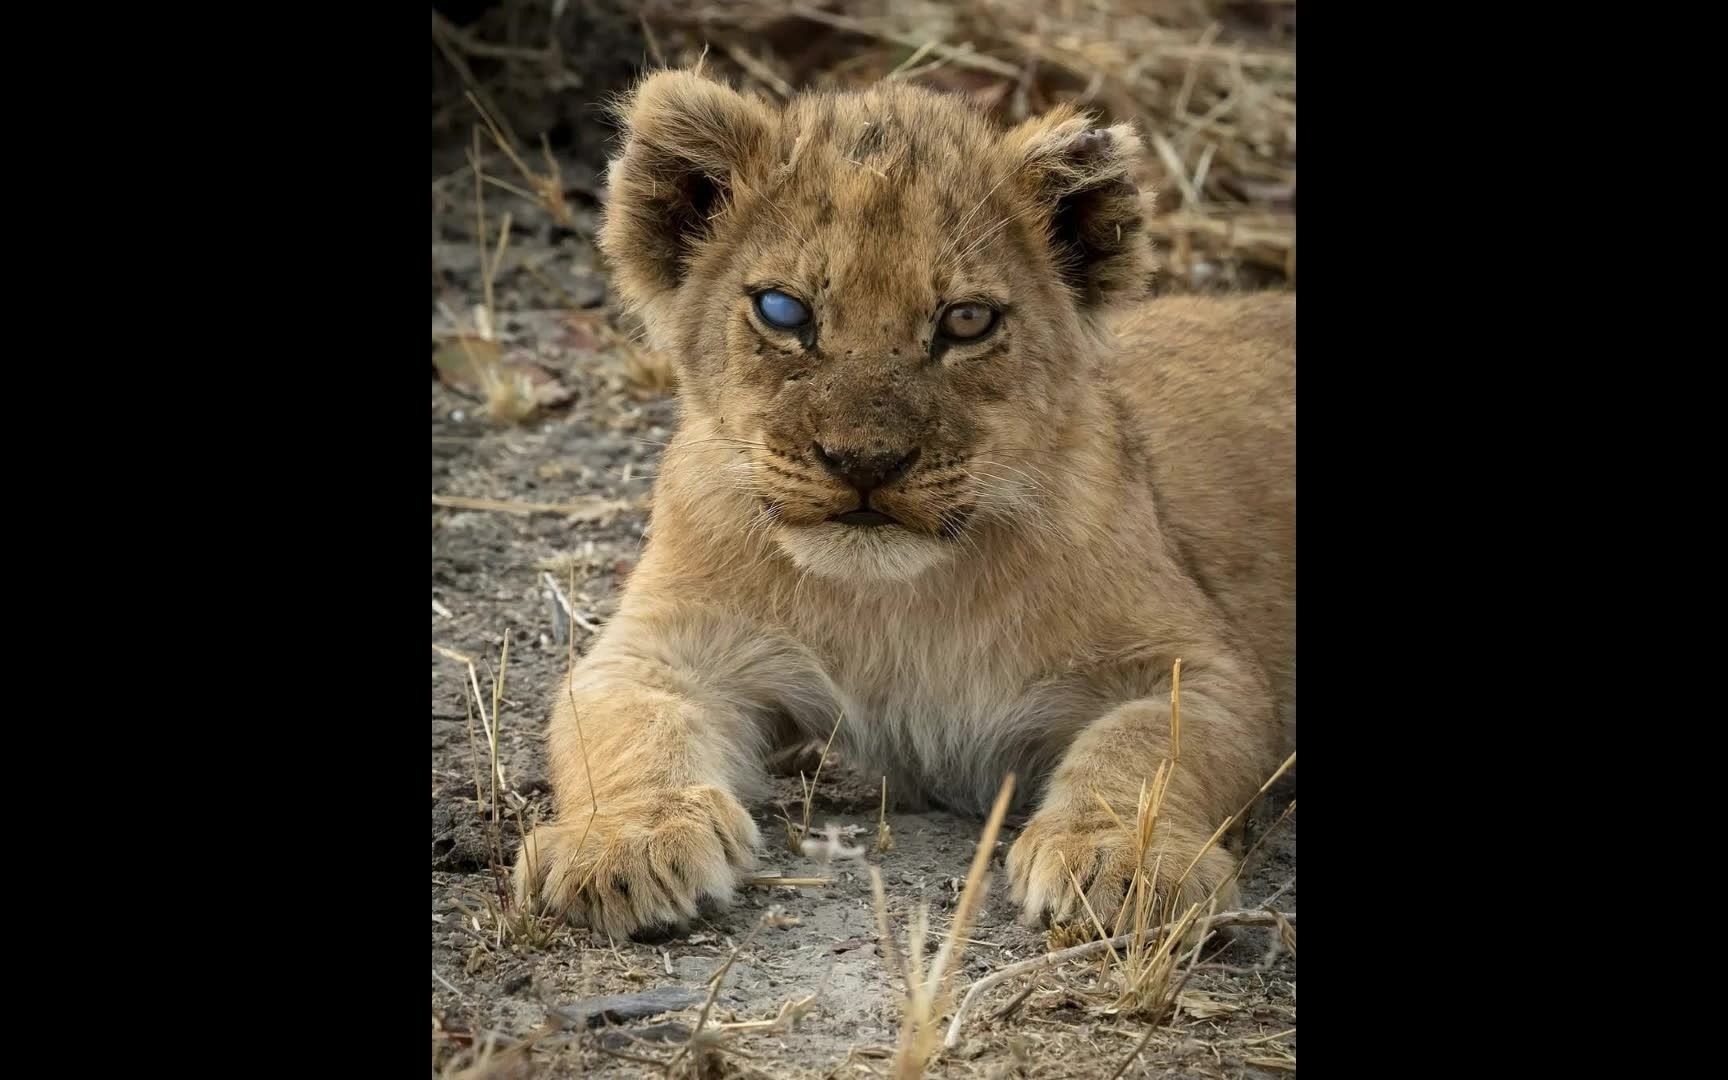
[433,0,1295,411]
[432,3,1295,1076]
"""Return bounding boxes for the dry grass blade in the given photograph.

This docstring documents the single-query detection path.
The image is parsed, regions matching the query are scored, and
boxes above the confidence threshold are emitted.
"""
[874,773,1015,1077]
[488,633,509,824]
[1245,1051,1297,1071]
[1110,1023,1158,1080]
[463,90,579,230]
[432,643,509,813]
[942,909,1294,1049]
[1064,757,1209,1068]
[433,636,574,950]
[876,775,895,853]
[783,713,846,853]
[1062,852,1122,969]
[747,876,830,888]
[517,565,603,923]
[438,140,551,425]
[432,493,639,518]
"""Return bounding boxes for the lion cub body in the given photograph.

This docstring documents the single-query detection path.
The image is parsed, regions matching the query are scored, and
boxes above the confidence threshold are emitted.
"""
[613,292,1293,815]
[514,71,1293,938]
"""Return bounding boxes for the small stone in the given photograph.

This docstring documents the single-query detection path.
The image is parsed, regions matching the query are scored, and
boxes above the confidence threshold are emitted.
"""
[551,987,707,1029]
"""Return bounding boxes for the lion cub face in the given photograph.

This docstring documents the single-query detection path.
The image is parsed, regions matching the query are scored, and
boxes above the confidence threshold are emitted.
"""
[600,72,1154,581]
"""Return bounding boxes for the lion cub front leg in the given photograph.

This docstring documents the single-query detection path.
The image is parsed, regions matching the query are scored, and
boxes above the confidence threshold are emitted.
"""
[1008,660,1280,932]
[513,657,769,939]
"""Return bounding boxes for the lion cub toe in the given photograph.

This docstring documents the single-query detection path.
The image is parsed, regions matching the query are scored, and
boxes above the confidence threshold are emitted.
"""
[1007,804,1239,935]
[513,785,760,939]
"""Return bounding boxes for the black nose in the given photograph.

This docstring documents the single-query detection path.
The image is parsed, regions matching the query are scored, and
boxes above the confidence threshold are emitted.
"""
[812,443,920,493]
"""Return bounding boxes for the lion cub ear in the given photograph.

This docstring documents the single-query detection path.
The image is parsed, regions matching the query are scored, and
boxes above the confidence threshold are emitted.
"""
[1007,110,1155,309]
[599,70,776,316]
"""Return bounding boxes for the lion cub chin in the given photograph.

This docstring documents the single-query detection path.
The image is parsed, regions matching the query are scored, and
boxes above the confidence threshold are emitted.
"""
[775,522,955,584]
[513,69,1295,941]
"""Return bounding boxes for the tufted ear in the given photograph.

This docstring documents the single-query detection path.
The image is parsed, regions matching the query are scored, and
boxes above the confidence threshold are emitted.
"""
[598,70,777,319]
[1007,108,1155,308]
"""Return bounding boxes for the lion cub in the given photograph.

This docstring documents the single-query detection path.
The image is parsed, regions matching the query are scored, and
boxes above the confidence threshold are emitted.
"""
[514,70,1294,939]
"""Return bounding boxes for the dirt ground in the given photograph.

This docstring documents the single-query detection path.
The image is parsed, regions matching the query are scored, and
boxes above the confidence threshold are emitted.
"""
[431,299,1298,1079]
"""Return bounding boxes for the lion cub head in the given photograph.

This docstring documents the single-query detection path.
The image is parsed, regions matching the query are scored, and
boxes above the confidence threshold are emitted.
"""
[599,70,1154,582]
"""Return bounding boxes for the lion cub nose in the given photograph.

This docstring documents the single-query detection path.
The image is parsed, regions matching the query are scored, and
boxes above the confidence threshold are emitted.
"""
[812,443,920,494]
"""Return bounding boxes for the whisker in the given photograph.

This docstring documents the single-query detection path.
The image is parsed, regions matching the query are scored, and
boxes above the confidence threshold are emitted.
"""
[971,460,1057,498]
[949,200,1044,268]
[936,166,1018,267]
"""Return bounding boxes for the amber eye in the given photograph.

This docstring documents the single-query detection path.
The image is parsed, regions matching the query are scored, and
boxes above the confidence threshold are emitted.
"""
[938,302,998,342]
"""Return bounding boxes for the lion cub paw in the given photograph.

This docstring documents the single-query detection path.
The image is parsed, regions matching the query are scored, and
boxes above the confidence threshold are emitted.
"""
[513,784,760,939]
[1007,805,1239,933]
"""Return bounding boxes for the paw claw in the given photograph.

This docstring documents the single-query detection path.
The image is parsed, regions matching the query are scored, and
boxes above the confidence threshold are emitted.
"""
[1007,805,1237,933]
[512,784,760,939]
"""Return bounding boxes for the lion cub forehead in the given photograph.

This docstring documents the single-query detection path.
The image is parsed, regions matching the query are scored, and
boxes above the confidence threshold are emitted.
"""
[772,86,1015,193]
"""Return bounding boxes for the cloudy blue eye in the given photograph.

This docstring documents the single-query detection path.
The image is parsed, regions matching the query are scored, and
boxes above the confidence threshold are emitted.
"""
[754,290,811,329]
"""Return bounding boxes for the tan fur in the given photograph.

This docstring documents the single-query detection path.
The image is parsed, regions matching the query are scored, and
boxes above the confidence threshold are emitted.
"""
[513,71,1294,938]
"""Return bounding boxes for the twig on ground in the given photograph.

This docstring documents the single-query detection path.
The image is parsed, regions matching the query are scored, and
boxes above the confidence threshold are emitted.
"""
[1259,874,1296,910]
[542,571,602,633]
[990,982,1036,1023]
[433,493,636,516]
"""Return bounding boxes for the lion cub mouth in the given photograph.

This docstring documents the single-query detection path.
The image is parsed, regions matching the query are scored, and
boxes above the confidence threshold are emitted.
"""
[831,509,898,528]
